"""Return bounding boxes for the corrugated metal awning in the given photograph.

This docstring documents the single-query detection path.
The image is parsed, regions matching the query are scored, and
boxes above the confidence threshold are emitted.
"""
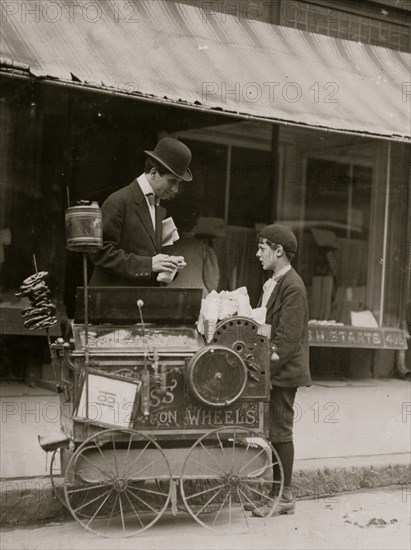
[0,0,410,141]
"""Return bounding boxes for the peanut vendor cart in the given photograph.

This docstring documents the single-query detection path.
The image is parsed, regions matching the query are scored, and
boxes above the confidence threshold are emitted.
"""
[36,202,284,537]
[40,286,284,537]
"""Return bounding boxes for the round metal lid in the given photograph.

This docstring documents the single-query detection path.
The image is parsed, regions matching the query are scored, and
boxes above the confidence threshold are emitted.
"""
[186,345,248,408]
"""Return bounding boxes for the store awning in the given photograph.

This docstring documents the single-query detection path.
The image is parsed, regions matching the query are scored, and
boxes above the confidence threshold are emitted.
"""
[1,0,410,141]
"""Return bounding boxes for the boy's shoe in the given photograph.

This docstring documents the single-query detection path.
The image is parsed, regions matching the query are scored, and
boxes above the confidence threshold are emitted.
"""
[243,500,262,512]
[251,498,295,517]
[243,491,275,512]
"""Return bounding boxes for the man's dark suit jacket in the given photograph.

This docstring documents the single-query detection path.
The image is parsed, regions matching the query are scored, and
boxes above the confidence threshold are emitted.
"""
[260,267,311,388]
[89,179,166,286]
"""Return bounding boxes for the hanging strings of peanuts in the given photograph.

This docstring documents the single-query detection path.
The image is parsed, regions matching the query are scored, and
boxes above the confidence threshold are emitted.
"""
[15,271,58,331]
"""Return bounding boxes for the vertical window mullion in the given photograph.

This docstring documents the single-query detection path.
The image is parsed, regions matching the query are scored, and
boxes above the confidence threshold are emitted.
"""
[224,144,232,225]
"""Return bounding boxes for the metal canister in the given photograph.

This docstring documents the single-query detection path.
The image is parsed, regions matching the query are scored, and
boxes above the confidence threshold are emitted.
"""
[65,202,102,252]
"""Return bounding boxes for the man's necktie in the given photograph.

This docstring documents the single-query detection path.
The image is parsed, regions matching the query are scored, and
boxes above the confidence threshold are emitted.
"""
[145,193,158,231]
[146,193,160,207]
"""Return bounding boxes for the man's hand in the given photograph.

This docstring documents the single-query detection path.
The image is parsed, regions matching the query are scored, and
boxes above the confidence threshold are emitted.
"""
[152,254,181,273]
[173,256,187,270]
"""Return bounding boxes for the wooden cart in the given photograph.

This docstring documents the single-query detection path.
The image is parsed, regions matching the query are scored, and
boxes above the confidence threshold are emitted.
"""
[43,287,283,537]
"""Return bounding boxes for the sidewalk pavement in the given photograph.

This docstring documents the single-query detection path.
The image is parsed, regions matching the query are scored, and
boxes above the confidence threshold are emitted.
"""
[1,378,410,524]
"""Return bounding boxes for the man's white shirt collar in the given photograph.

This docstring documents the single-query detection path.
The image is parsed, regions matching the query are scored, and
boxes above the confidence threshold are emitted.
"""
[137,173,155,196]
[137,174,156,229]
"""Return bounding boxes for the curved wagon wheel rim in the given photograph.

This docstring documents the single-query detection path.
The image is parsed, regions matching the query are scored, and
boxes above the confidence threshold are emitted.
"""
[63,428,172,538]
[179,426,284,532]
[50,449,66,508]
[52,447,117,520]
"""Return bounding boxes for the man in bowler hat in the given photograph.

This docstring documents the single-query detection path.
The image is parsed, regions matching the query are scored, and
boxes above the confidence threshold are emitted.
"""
[89,138,192,286]
[249,224,311,517]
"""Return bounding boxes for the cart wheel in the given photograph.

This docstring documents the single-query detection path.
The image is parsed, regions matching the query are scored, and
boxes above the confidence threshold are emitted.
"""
[52,448,113,520]
[180,426,283,532]
[63,428,172,537]
[50,449,66,508]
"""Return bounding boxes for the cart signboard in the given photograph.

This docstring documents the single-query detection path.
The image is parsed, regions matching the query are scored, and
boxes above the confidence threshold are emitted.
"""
[76,371,141,428]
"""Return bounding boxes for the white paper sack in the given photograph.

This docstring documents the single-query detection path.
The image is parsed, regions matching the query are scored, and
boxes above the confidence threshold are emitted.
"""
[162,217,180,246]
[219,296,238,319]
[226,286,248,299]
[203,300,219,322]
[162,229,179,247]
[197,293,219,334]
[157,268,177,283]
[237,294,253,317]
[251,306,267,325]
[196,300,205,334]
[197,295,220,341]
[197,287,267,340]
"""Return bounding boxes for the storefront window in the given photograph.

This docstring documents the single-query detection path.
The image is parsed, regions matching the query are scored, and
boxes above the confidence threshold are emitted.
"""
[178,121,408,335]
[176,129,274,303]
[0,85,66,315]
[278,126,409,330]
[305,159,372,235]
[301,156,372,323]
[382,142,410,328]
[228,146,273,227]
[179,139,226,219]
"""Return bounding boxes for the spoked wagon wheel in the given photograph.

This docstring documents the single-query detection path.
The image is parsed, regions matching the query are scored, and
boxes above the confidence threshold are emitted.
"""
[50,449,66,508]
[180,426,283,532]
[63,428,172,538]
[52,448,112,520]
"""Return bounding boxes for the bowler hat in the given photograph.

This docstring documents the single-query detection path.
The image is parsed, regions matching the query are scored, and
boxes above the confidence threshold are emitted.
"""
[259,224,298,254]
[145,138,193,182]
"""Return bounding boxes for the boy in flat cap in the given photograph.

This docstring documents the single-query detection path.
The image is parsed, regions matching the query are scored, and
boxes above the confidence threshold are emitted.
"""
[89,138,192,287]
[251,224,311,517]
